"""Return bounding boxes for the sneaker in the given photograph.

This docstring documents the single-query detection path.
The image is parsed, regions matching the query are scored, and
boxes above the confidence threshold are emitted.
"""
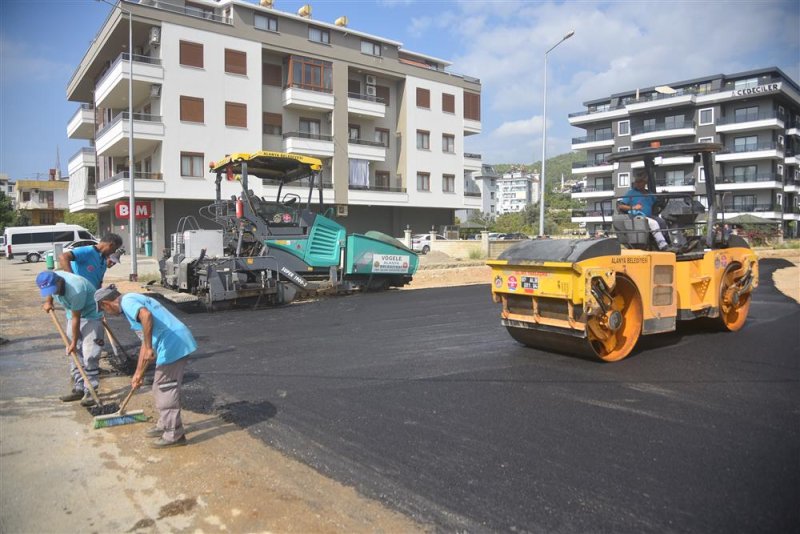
[79,391,96,407]
[145,426,163,438]
[150,435,187,449]
[59,390,83,402]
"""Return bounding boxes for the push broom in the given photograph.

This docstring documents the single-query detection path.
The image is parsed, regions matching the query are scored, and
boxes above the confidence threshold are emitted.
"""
[93,385,148,429]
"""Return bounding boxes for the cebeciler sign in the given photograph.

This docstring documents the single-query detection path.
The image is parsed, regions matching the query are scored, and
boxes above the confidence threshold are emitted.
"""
[732,82,780,97]
[115,201,152,219]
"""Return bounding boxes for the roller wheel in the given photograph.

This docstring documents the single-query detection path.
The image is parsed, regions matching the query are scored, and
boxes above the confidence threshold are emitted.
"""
[715,263,751,331]
[585,276,643,362]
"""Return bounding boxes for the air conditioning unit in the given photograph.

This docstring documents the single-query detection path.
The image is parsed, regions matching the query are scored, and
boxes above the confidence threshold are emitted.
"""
[365,85,377,97]
[336,205,348,217]
[149,27,161,45]
[365,74,377,86]
[150,84,161,97]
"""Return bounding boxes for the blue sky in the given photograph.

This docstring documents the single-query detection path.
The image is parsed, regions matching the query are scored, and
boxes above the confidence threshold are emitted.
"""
[1,0,798,180]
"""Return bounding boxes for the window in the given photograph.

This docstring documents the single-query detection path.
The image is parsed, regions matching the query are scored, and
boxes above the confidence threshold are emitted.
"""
[733,78,758,90]
[696,81,712,94]
[180,96,204,123]
[665,115,684,129]
[179,41,203,68]
[299,118,321,136]
[442,174,455,193]
[776,192,783,208]
[734,136,758,153]
[263,112,282,135]
[617,146,630,152]
[262,63,281,86]
[699,108,714,125]
[617,120,630,136]
[595,151,611,164]
[665,170,685,186]
[734,106,758,123]
[416,130,430,150]
[699,137,714,143]
[375,85,390,106]
[225,101,247,128]
[442,93,455,113]
[361,39,381,56]
[464,92,480,120]
[417,172,430,191]
[225,49,247,75]
[643,118,656,132]
[777,164,783,176]
[254,13,277,32]
[595,127,612,141]
[22,191,31,202]
[442,134,455,153]
[348,124,360,141]
[618,172,630,188]
[180,152,204,177]
[416,88,430,109]
[733,194,756,211]
[375,171,390,189]
[733,165,757,183]
[285,55,332,93]
[374,128,389,148]
[309,26,329,43]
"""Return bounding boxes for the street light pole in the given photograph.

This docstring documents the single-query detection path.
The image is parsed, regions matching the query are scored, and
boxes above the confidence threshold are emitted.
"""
[97,0,137,280]
[538,29,575,237]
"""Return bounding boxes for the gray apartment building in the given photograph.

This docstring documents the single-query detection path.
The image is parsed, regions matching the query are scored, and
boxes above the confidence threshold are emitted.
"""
[568,67,800,238]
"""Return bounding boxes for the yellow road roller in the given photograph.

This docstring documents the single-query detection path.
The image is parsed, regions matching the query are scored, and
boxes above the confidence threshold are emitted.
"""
[488,142,758,362]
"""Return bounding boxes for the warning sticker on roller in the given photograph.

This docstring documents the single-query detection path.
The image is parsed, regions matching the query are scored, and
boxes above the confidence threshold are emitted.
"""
[521,276,539,290]
[372,254,411,273]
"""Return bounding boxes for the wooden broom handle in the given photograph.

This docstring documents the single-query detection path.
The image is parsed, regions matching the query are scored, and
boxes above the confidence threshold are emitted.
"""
[48,310,102,407]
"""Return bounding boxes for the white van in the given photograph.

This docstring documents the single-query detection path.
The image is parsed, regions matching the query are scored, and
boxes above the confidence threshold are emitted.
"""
[3,224,96,262]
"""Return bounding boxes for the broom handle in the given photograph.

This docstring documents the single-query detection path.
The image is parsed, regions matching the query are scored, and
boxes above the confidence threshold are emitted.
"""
[118,385,138,414]
[48,310,102,407]
[102,317,131,359]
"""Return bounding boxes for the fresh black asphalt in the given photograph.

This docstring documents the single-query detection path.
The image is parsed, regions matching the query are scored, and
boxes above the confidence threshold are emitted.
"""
[108,258,800,533]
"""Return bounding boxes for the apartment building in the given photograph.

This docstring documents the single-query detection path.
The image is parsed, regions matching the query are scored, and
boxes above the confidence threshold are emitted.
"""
[496,171,538,215]
[568,67,800,238]
[66,0,482,255]
[14,177,69,225]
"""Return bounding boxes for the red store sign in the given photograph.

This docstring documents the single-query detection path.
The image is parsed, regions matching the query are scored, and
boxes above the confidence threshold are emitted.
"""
[115,201,152,220]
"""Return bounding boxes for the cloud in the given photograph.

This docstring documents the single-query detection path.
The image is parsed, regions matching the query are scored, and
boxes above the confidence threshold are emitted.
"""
[492,116,545,139]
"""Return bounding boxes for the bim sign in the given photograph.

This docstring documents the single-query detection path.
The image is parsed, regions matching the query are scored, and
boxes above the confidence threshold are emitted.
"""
[115,201,152,219]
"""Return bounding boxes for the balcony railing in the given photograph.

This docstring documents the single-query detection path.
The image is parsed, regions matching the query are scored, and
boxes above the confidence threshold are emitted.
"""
[656,176,696,187]
[464,191,481,197]
[573,183,615,192]
[464,152,482,160]
[97,171,163,188]
[348,183,406,193]
[70,147,96,162]
[347,138,385,147]
[568,104,625,118]
[573,159,611,169]
[717,173,781,184]
[96,112,162,138]
[717,111,781,125]
[726,141,781,153]
[572,131,614,144]
[347,92,385,105]
[132,0,232,24]
[722,203,781,213]
[282,131,334,142]
[572,208,614,217]
[631,120,693,135]
[284,83,332,94]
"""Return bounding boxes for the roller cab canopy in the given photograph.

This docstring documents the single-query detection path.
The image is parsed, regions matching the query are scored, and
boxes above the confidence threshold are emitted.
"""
[209,151,323,183]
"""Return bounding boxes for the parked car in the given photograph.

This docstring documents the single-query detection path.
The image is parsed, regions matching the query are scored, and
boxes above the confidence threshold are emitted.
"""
[411,233,446,254]
[499,233,530,240]
[39,239,100,263]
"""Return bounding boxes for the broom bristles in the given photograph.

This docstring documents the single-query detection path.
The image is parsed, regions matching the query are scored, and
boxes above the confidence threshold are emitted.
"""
[93,413,149,429]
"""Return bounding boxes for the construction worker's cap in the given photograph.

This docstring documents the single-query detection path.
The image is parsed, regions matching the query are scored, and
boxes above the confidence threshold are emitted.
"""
[94,285,121,309]
[36,271,61,297]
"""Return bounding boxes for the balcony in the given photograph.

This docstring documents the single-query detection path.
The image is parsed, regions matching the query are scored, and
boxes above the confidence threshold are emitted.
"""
[784,180,800,193]
[95,53,163,110]
[568,104,628,126]
[347,93,386,119]
[655,175,696,193]
[141,1,232,24]
[282,131,334,158]
[626,91,695,113]
[464,152,482,171]
[572,159,614,175]
[715,173,783,191]
[96,171,165,204]
[571,207,614,223]
[95,112,164,158]
[571,131,614,150]
[720,203,783,219]
[348,178,409,204]
[282,85,334,111]
[347,139,386,162]
[571,183,615,199]
[67,104,95,140]
[716,111,784,133]
[715,142,784,162]
[464,118,481,136]
[631,120,695,142]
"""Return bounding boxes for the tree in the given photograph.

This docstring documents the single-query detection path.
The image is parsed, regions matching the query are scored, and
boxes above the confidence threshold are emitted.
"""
[0,192,16,233]
[467,210,494,228]
[492,211,531,234]
[63,211,98,235]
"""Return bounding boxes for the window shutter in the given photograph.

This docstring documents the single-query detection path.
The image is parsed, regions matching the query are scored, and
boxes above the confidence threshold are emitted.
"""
[225,102,247,128]
[376,85,390,106]
[416,87,430,109]
[179,41,203,68]
[225,49,247,75]
[464,92,480,121]
[180,96,204,123]
[262,63,282,86]
[442,93,454,113]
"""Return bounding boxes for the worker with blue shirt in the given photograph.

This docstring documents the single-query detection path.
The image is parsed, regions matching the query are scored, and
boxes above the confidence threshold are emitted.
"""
[58,233,123,289]
[37,271,104,406]
[618,170,672,251]
[95,286,197,449]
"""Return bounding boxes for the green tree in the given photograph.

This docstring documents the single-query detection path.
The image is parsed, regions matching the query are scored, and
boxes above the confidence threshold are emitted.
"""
[492,211,532,234]
[0,192,16,233]
[467,210,494,228]
[63,211,98,235]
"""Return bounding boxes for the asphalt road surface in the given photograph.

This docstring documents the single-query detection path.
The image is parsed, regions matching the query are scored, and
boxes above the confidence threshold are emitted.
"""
[107,258,799,533]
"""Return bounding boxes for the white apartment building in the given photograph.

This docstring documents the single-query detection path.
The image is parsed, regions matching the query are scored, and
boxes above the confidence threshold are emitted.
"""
[568,67,800,237]
[496,171,538,215]
[66,0,482,255]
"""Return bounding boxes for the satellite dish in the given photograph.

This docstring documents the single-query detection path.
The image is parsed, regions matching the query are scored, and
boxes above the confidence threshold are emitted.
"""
[655,85,677,95]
